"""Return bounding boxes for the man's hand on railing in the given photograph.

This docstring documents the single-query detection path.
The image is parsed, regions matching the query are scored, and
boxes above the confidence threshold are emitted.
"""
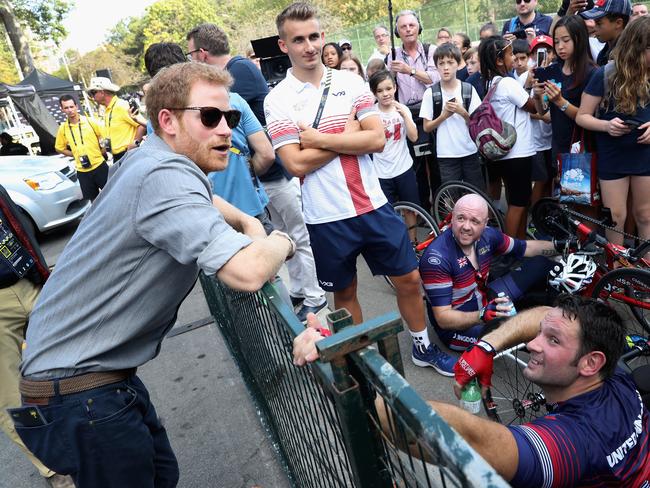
[292,313,331,366]
[453,340,496,399]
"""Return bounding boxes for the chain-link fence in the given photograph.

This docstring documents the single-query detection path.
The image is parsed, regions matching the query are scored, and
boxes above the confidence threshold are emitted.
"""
[199,273,511,487]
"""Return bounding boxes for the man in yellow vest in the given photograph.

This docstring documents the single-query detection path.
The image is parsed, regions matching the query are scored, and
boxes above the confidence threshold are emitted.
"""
[55,95,107,201]
[87,77,146,164]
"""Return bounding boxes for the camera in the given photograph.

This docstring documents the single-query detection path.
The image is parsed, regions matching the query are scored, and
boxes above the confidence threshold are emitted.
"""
[103,138,112,153]
[79,155,91,169]
[128,97,140,115]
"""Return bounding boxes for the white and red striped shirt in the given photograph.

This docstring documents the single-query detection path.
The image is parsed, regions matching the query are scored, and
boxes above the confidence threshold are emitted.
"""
[265,67,387,224]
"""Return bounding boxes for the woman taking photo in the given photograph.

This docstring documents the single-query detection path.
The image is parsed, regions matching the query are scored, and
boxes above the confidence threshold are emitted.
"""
[576,16,650,244]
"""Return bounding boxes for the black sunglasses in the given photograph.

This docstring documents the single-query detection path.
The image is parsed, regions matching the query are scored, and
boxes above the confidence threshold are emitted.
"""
[167,107,241,128]
[341,46,352,51]
[515,0,532,3]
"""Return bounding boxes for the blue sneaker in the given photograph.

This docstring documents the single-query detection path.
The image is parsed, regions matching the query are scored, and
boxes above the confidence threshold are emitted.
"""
[411,344,456,377]
[295,301,328,322]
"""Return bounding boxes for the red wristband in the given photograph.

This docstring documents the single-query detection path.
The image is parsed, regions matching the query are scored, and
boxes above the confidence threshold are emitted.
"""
[315,327,332,338]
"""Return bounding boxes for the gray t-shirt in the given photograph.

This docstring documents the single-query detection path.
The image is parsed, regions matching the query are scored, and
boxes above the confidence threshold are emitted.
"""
[21,134,252,379]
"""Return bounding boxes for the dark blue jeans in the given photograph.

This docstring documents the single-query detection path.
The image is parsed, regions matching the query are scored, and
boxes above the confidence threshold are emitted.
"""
[13,374,179,488]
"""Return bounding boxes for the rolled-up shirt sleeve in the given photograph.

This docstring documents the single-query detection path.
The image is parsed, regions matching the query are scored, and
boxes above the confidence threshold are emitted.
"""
[134,159,252,275]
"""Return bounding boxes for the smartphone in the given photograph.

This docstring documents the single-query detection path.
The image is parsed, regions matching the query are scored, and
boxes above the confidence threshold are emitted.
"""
[7,406,47,427]
[536,48,547,68]
[534,66,553,83]
[623,119,642,130]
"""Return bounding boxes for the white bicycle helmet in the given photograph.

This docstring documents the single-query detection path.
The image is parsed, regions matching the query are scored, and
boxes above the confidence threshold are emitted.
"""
[548,253,597,294]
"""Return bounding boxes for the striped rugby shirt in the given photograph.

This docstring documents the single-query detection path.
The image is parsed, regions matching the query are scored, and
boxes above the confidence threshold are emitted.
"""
[265,67,387,224]
[509,370,650,487]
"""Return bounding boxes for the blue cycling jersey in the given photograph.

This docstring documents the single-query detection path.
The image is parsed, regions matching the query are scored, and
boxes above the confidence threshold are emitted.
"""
[510,369,650,487]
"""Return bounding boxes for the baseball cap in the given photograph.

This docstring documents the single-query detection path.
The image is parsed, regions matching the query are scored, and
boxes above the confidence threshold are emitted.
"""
[580,0,632,20]
[87,77,120,94]
[530,35,553,50]
[338,38,352,48]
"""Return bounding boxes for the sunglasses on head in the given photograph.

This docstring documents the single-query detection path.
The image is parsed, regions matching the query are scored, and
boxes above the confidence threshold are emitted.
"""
[167,107,241,128]
[515,0,532,3]
[496,39,514,56]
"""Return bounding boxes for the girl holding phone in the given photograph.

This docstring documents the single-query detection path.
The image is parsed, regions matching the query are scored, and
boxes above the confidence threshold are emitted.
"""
[576,17,650,244]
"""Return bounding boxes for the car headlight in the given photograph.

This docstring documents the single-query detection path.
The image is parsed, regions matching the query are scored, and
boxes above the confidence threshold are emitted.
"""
[24,172,65,191]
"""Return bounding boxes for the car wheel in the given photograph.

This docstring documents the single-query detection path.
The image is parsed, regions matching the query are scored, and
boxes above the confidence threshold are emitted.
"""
[18,209,38,238]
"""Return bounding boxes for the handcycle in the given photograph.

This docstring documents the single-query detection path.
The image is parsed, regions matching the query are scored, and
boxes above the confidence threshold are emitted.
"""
[482,198,650,425]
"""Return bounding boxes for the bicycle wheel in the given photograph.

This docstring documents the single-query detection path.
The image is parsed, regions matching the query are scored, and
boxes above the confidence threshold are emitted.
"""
[432,180,505,232]
[530,197,572,240]
[384,202,439,289]
[486,344,549,425]
[591,268,650,339]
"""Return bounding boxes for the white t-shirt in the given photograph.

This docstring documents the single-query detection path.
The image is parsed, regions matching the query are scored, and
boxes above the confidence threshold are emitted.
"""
[373,106,414,179]
[487,76,535,160]
[265,67,388,225]
[589,37,605,63]
[419,81,481,158]
[518,71,551,152]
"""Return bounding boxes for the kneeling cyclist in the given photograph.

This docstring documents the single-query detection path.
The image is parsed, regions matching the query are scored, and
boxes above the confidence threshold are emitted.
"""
[419,194,566,352]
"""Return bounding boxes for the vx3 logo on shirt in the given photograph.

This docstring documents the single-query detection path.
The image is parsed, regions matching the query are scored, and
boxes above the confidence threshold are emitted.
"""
[332,91,346,96]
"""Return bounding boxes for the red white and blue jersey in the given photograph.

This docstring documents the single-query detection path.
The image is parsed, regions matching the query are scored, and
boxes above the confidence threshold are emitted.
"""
[509,370,650,488]
[419,226,525,314]
[265,67,387,224]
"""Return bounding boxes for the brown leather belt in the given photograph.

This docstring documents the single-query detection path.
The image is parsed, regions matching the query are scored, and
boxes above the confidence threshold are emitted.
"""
[20,369,134,399]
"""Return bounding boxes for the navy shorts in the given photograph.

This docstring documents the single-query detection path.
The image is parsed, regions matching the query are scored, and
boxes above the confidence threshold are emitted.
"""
[307,203,418,292]
[378,168,421,206]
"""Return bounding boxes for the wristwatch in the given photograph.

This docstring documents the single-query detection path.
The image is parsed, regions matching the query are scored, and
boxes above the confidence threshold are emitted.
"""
[559,100,570,112]
[410,68,416,77]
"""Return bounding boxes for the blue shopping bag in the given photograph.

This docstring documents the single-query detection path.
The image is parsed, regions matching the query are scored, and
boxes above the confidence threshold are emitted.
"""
[554,133,600,206]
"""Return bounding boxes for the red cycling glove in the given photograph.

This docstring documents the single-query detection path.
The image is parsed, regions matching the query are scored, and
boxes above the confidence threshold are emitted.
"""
[479,299,500,323]
[453,340,496,388]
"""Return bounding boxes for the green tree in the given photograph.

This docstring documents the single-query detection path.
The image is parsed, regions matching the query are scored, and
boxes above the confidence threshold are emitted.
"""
[0,30,19,83]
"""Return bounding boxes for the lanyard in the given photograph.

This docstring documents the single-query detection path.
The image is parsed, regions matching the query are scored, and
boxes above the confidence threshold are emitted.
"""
[312,68,332,129]
[67,117,84,147]
[106,99,115,130]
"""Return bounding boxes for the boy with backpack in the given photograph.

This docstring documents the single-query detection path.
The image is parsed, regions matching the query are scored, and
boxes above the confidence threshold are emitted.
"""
[420,43,484,190]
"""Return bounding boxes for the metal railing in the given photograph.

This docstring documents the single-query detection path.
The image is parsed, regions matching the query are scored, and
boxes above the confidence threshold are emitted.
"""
[199,273,510,488]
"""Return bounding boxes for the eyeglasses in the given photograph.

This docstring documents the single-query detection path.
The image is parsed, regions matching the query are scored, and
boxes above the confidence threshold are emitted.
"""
[167,107,242,129]
[496,39,514,57]
[341,46,352,51]
[515,0,532,4]
[184,48,201,61]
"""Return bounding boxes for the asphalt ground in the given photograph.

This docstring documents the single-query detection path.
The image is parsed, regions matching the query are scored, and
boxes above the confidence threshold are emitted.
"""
[1,220,460,488]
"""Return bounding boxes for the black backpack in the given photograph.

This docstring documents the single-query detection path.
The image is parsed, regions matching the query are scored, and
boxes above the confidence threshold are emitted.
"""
[431,81,473,120]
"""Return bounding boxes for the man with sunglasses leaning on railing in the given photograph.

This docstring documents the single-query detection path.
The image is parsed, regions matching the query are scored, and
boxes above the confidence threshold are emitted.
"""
[8,62,296,488]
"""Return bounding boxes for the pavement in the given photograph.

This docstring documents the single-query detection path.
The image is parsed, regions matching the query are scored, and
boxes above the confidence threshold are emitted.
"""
[1,220,458,488]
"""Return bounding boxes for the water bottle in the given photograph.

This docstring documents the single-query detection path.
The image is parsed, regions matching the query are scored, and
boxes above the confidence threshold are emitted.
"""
[498,292,517,316]
[460,379,482,414]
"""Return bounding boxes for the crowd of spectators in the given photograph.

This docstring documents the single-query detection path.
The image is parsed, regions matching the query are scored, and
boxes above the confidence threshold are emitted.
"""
[1,0,649,487]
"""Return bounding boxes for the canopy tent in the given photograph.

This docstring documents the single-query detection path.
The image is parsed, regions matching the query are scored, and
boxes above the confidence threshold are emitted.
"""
[17,69,89,125]
[0,83,59,155]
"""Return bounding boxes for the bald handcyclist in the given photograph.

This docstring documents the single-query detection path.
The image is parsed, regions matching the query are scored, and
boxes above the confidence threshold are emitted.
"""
[419,194,570,353]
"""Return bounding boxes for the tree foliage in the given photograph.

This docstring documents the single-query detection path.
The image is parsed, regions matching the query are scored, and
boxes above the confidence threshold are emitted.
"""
[12,0,72,44]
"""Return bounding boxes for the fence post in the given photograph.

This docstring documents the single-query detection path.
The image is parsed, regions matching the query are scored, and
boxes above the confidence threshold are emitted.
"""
[320,309,395,488]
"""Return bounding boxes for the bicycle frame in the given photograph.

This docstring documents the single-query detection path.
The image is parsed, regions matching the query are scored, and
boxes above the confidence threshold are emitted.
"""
[570,221,650,315]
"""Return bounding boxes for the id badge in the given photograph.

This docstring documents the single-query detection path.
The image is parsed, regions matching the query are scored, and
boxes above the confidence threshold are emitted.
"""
[0,219,35,278]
